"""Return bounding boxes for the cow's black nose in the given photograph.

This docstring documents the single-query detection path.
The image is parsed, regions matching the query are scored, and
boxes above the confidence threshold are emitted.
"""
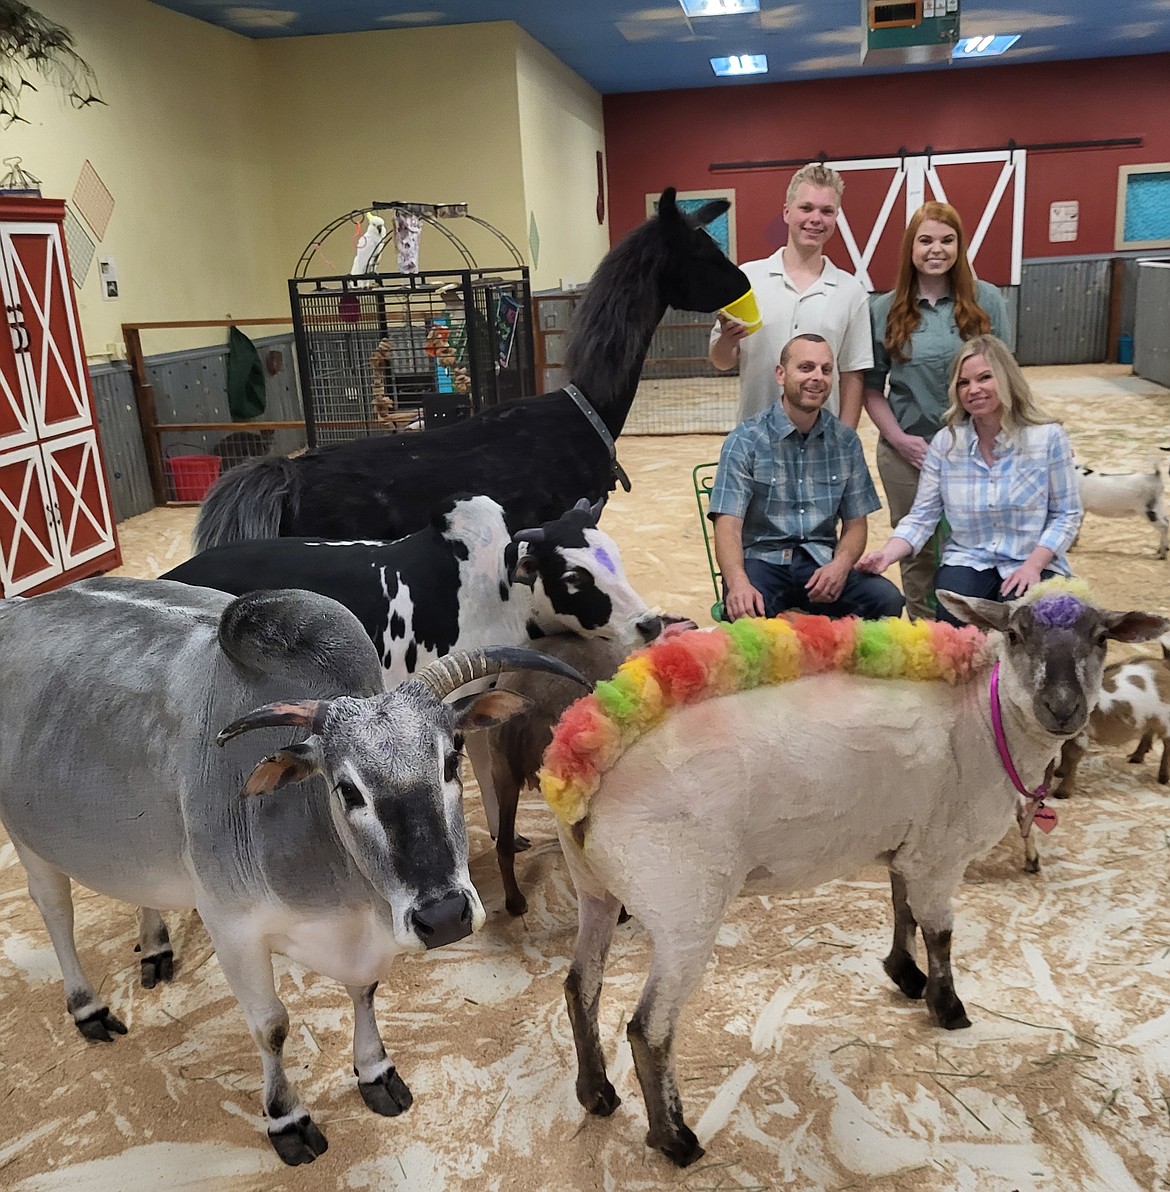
[410,891,473,949]
[637,613,663,642]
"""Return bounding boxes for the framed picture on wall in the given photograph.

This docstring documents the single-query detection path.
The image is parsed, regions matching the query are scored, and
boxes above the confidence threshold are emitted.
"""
[1115,163,1170,251]
[646,189,737,261]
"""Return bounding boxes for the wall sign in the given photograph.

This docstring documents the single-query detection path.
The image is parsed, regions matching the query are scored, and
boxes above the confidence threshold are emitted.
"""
[1048,200,1078,243]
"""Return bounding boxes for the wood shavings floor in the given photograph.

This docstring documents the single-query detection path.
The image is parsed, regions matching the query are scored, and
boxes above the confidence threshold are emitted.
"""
[1,366,1169,1191]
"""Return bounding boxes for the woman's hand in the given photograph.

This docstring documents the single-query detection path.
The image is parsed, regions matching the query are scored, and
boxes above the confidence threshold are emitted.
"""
[856,549,893,575]
[1000,560,1044,599]
[894,432,930,470]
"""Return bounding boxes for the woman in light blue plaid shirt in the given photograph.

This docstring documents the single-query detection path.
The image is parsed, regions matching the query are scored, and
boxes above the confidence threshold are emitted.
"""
[857,335,1082,626]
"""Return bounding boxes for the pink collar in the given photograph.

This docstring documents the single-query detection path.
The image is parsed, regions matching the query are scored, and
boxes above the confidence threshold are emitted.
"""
[990,661,1058,836]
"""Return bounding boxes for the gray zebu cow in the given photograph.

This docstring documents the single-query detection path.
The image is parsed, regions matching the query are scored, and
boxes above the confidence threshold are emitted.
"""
[0,579,586,1166]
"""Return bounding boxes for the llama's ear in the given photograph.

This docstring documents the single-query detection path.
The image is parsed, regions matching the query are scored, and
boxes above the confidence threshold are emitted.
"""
[692,198,730,227]
[657,188,679,223]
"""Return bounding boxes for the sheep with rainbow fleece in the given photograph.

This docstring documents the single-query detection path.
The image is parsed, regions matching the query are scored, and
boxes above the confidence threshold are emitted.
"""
[539,582,1168,1168]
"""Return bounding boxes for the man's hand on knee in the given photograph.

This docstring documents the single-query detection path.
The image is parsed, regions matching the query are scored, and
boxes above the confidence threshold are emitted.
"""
[805,559,849,604]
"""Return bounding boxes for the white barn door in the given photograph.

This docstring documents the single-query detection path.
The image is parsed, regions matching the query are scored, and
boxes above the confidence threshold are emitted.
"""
[824,150,1026,290]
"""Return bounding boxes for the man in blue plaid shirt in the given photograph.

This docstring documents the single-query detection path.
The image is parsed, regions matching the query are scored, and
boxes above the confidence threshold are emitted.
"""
[709,333,904,621]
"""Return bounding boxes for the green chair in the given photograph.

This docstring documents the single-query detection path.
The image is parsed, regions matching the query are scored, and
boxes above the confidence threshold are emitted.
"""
[692,461,727,622]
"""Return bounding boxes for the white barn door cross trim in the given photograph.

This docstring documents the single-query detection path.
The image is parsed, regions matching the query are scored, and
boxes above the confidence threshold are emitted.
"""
[825,150,1027,290]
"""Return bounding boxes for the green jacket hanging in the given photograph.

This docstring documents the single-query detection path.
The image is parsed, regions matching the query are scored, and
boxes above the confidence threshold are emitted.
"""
[227,325,267,420]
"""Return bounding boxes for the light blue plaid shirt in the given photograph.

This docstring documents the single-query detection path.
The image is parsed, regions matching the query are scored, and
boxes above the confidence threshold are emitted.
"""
[709,404,881,567]
[894,421,1082,576]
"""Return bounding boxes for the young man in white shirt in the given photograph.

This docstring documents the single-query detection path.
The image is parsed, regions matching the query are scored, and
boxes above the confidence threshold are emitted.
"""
[709,162,872,428]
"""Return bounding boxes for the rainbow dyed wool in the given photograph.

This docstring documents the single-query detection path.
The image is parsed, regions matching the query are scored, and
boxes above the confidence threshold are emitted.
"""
[539,613,988,828]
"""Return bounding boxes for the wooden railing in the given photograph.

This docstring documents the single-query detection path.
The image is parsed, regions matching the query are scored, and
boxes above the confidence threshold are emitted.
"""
[122,317,294,506]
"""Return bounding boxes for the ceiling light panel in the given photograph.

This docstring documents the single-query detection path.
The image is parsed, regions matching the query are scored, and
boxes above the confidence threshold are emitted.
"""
[710,53,768,76]
[681,0,760,16]
[952,33,1021,58]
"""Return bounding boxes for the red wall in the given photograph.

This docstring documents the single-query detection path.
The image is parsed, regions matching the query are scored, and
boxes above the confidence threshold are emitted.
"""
[603,54,1170,289]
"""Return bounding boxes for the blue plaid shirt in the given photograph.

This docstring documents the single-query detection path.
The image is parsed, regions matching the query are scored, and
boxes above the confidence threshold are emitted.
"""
[894,421,1082,576]
[709,404,881,567]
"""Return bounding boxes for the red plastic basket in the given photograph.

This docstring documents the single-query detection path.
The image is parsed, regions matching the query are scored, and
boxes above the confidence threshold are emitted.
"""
[167,454,221,502]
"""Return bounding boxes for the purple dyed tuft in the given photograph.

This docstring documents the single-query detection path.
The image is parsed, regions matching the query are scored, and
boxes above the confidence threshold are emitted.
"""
[1031,594,1085,628]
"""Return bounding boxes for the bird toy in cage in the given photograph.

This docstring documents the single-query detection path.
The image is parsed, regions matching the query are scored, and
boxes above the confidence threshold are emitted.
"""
[425,319,471,395]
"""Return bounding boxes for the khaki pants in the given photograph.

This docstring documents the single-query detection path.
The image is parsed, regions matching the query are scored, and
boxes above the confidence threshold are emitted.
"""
[875,438,946,622]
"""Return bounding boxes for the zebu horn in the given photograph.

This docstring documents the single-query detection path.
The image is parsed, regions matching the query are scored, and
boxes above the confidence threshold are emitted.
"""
[217,700,329,745]
[411,647,593,701]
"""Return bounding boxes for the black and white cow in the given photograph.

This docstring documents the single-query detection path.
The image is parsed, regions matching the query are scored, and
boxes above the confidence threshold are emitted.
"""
[163,495,661,688]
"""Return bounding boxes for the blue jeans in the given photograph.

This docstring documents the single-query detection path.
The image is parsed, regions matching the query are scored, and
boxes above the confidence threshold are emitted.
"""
[732,548,905,620]
[933,564,1057,627]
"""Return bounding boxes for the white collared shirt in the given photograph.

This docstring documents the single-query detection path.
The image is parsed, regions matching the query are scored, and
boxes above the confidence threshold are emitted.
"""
[710,249,873,422]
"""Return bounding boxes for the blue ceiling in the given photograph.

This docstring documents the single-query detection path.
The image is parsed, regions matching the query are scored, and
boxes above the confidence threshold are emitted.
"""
[152,1,1170,94]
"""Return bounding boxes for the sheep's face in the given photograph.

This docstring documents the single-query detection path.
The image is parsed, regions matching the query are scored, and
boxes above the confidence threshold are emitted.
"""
[938,590,1170,739]
[1003,600,1115,736]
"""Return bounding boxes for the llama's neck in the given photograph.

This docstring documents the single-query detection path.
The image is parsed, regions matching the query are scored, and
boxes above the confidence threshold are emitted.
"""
[567,302,667,439]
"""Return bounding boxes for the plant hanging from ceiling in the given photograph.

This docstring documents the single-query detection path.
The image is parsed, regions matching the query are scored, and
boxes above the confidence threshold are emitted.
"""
[0,0,103,127]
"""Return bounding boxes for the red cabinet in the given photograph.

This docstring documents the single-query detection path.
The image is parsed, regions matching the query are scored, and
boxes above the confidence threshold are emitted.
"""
[0,197,120,596]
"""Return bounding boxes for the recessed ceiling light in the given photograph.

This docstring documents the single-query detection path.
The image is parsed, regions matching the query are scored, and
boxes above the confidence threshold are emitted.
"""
[710,53,768,76]
[952,33,1021,58]
[681,0,760,15]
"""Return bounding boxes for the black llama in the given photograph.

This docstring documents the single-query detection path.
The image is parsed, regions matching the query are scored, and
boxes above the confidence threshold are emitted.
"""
[194,188,752,549]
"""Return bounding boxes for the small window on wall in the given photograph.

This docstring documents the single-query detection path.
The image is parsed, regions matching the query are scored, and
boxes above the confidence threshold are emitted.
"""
[1116,164,1170,250]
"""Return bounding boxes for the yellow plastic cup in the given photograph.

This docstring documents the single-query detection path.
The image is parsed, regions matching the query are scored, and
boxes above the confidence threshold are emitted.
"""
[720,289,762,335]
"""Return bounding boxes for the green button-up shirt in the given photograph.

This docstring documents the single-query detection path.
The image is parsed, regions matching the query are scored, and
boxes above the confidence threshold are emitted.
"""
[865,279,1008,440]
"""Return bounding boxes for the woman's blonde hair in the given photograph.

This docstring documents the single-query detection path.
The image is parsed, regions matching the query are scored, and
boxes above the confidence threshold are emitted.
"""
[943,335,1058,440]
[884,202,991,363]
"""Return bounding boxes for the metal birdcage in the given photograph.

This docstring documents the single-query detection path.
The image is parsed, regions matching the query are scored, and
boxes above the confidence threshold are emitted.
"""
[289,202,533,446]
[289,268,534,447]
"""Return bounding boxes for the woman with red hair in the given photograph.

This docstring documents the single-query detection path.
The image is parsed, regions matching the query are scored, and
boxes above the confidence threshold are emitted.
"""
[864,202,1007,619]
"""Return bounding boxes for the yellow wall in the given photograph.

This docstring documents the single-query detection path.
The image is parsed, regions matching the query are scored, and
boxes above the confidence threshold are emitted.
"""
[0,4,608,361]
[514,30,609,291]
[1,0,285,356]
[257,23,531,281]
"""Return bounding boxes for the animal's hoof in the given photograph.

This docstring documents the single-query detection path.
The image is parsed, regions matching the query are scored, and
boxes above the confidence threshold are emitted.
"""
[883,953,927,1000]
[358,1066,413,1117]
[930,993,971,1031]
[579,1079,620,1117]
[1025,856,1041,875]
[513,833,531,853]
[269,1114,329,1165]
[652,1125,704,1167]
[505,891,529,917]
[76,1007,128,1042]
[140,948,174,989]
[1050,788,1072,800]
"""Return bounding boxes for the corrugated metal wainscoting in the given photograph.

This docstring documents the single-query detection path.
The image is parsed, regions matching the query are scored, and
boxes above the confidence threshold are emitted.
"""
[1014,259,1110,366]
[1134,262,1170,389]
[88,332,304,524]
[89,361,155,523]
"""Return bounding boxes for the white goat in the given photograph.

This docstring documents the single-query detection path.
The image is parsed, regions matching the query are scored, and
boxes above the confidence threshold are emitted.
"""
[1075,456,1168,559]
[1054,641,1170,795]
[543,591,1167,1167]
